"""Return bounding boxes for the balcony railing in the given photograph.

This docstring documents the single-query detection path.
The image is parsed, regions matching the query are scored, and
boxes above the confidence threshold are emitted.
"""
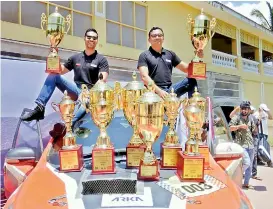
[264,63,273,76]
[212,50,237,69]
[242,58,259,73]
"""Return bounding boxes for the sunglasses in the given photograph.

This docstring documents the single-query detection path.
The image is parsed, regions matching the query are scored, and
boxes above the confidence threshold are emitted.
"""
[86,35,98,40]
[150,34,164,38]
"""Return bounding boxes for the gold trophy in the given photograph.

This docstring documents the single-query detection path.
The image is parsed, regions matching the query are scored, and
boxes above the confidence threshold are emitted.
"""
[188,87,210,169]
[41,7,71,74]
[187,8,216,79]
[136,81,164,181]
[51,91,83,172]
[121,71,146,168]
[176,88,206,182]
[160,88,183,169]
[81,74,117,174]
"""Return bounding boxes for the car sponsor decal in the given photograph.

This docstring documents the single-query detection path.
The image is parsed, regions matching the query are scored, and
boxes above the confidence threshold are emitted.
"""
[101,187,153,207]
[157,174,226,200]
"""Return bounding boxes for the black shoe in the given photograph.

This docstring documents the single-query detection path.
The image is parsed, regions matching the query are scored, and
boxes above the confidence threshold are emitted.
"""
[268,161,273,168]
[21,106,45,122]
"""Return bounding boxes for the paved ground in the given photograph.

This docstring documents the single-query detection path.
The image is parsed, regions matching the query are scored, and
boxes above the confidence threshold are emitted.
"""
[244,147,273,209]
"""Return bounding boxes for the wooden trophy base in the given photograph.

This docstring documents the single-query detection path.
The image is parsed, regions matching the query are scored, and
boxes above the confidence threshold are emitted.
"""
[92,146,116,175]
[199,145,212,170]
[160,143,182,169]
[176,151,205,182]
[138,159,159,181]
[46,56,61,74]
[188,61,206,80]
[59,144,83,172]
[126,144,146,168]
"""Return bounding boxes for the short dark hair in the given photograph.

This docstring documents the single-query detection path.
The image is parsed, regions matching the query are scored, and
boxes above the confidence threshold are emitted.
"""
[148,27,164,37]
[84,28,98,37]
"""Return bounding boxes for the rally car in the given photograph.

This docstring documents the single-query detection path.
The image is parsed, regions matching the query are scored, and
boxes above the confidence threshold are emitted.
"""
[2,94,254,209]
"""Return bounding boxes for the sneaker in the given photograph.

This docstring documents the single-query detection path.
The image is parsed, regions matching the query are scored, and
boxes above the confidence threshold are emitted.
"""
[21,105,45,122]
[268,161,273,168]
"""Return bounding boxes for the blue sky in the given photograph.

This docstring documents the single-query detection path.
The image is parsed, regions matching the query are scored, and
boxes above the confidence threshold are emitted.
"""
[221,1,272,26]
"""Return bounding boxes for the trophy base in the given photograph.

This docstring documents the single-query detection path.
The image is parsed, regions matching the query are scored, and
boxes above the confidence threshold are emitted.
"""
[160,143,182,169]
[59,144,83,172]
[92,146,116,175]
[138,159,159,181]
[199,145,212,170]
[176,151,205,182]
[126,144,146,168]
[46,56,61,74]
[188,61,206,80]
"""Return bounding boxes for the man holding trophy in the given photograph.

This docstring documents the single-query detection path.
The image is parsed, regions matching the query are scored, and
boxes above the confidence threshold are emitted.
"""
[21,28,109,129]
[137,26,204,99]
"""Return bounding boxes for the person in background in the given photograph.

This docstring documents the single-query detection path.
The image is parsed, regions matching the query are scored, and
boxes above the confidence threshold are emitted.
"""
[254,103,273,167]
[229,101,257,189]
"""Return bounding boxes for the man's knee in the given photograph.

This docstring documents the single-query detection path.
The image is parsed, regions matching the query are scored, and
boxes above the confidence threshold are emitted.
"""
[47,73,61,82]
[187,78,197,90]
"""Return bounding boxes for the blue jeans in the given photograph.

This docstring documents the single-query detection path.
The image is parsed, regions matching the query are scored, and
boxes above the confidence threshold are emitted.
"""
[243,148,255,185]
[35,74,86,127]
[159,77,197,98]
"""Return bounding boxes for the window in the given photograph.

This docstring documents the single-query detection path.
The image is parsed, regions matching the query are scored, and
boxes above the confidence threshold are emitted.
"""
[106,1,147,50]
[1,1,93,37]
[0,1,19,24]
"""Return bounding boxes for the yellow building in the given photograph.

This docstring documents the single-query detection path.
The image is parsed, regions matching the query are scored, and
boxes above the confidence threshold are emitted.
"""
[1,1,273,111]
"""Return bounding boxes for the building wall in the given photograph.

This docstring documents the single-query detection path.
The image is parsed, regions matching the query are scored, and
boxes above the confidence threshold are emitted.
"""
[1,1,273,111]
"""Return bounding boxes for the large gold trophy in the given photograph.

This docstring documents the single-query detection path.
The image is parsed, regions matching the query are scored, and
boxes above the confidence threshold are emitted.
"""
[41,7,71,74]
[176,87,206,182]
[187,8,216,79]
[81,74,118,174]
[160,88,183,169]
[52,91,83,172]
[121,71,147,168]
[136,81,164,180]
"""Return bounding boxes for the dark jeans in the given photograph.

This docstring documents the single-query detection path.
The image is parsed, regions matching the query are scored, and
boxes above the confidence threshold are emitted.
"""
[159,77,197,98]
[252,135,259,177]
[35,74,86,127]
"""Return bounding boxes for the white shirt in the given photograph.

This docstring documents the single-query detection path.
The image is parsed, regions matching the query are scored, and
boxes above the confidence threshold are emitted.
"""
[254,110,269,135]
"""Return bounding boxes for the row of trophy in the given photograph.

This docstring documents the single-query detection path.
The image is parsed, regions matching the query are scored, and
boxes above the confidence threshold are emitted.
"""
[51,71,210,183]
[43,7,216,181]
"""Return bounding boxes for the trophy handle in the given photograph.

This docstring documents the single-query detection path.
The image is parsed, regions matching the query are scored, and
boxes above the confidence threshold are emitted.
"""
[64,14,72,34]
[79,84,90,113]
[51,102,59,112]
[186,14,193,37]
[114,81,122,110]
[209,18,217,38]
[41,13,47,31]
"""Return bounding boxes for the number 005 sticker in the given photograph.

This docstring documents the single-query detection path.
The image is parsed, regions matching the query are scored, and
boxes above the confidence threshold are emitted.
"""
[157,175,227,200]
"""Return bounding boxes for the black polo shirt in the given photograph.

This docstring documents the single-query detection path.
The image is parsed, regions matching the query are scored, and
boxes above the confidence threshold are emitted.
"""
[64,50,109,89]
[137,47,181,87]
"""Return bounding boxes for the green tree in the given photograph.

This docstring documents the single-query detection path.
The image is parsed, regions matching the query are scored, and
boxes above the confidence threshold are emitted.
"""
[250,1,273,31]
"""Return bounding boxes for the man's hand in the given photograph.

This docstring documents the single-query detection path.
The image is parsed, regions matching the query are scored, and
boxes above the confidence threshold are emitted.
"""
[239,124,248,130]
[156,89,169,99]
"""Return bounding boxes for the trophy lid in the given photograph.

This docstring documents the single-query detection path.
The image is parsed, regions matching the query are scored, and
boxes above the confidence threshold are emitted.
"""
[124,71,146,91]
[138,81,163,104]
[90,73,113,92]
[60,91,74,105]
[164,88,179,102]
[189,87,206,104]
[49,7,64,19]
[195,8,210,21]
